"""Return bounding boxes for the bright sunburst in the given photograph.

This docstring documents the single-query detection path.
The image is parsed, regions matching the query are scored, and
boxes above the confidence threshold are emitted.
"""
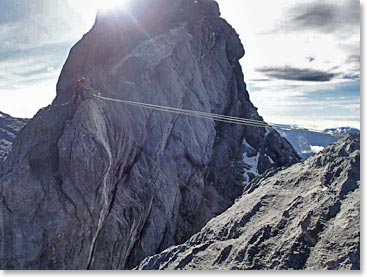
[66,0,131,17]
[94,0,132,11]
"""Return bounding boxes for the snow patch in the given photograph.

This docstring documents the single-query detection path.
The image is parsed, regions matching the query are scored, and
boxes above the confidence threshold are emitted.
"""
[310,145,325,153]
[302,145,325,154]
[242,138,260,184]
[265,154,275,165]
[265,127,271,137]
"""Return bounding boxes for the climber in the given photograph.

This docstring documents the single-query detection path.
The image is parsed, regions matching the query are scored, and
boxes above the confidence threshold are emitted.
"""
[73,77,89,105]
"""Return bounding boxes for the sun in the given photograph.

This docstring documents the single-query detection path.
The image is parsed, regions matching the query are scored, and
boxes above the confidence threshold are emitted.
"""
[95,0,132,11]
[66,0,132,16]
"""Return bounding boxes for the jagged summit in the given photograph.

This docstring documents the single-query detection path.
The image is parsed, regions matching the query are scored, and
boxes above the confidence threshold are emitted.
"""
[0,0,299,270]
[54,0,223,104]
[138,135,360,270]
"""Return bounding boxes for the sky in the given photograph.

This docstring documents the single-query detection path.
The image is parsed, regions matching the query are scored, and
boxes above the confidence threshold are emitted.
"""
[0,0,361,130]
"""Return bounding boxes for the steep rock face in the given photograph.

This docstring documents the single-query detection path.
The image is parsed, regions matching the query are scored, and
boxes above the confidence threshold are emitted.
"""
[0,112,28,162]
[0,0,299,270]
[138,135,360,270]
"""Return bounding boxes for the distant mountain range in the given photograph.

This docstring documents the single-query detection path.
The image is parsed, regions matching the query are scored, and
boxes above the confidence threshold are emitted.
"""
[0,112,28,162]
[277,127,360,160]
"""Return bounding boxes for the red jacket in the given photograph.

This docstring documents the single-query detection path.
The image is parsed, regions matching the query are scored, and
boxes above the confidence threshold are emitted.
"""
[76,79,85,90]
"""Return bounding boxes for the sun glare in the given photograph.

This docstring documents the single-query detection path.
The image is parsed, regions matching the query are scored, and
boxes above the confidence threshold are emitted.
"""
[95,0,131,11]
[66,0,131,17]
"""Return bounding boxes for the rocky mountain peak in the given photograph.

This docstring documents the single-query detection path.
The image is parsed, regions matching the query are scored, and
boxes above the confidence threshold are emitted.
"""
[0,0,299,270]
[95,0,221,29]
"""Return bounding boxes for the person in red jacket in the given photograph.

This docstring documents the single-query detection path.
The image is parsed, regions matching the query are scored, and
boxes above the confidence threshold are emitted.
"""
[73,77,88,104]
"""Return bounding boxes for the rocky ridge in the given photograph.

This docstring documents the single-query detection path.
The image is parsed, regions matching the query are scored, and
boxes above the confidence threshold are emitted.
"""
[138,135,360,270]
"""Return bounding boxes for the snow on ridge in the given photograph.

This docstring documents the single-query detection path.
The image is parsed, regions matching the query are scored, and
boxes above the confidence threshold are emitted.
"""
[242,138,259,184]
[265,153,275,165]
[302,145,325,154]
[310,145,325,153]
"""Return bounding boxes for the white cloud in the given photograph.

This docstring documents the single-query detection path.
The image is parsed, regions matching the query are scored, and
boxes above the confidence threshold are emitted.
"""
[217,0,359,81]
[0,80,56,118]
[0,0,361,130]
[216,0,360,130]
[0,0,95,118]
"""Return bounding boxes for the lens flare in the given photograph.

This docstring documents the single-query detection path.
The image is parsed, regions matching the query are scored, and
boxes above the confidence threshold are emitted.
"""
[96,0,131,11]
[66,0,132,15]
